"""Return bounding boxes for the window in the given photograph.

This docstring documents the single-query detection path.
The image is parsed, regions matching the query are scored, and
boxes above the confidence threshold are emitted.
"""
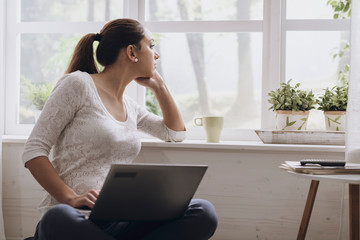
[285,0,350,129]
[3,0,351,140]
[144,0,263,132]
[21,0,124,22]
[5,0,125,134]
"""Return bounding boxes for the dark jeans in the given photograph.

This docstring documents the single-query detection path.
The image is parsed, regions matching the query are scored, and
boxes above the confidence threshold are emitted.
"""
[33,199,218,240]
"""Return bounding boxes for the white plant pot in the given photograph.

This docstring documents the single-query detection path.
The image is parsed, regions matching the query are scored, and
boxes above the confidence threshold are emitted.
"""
[275,110,309,130]
[324,111,346,131]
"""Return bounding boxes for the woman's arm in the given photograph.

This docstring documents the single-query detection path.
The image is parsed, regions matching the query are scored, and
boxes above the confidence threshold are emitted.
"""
[135,71,185,131]
[151,83,185,131]
[26,156,99,209]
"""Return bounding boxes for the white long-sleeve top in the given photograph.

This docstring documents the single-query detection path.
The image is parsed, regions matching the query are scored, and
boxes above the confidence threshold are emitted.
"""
[22,71,186,213]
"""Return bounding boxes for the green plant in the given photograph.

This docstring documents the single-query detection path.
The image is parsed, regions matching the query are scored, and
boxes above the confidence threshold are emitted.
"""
[317,83,348,111]
[327,0,351,19]
[332,42,350,60]
[21,77,55,110]
[268,80,316,112]
[146,88,162,116]
[337,64,350,86]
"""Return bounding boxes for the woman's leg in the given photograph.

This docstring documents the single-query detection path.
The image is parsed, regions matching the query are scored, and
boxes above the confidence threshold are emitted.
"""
[141,199,218,240]
[34,204,124,240]
[35,200,217,240]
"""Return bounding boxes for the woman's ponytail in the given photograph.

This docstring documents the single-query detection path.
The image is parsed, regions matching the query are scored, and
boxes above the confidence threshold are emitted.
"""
[66,33,99,74]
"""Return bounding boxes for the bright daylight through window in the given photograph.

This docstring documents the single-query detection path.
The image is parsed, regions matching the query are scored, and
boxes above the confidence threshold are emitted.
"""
[4,0,351,138]
[286,0,350,130]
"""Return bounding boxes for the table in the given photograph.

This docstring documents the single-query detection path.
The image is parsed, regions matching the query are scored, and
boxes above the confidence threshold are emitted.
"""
[287,171,360,240]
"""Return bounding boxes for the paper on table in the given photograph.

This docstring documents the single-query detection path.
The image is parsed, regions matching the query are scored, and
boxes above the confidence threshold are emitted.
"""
[280,161,360,175]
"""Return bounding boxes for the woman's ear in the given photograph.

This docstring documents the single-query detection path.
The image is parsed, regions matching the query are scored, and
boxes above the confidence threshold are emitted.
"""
[126,45,137,62]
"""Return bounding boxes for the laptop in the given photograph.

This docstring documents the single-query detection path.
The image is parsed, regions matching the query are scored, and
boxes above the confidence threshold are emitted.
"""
[87,163,208,222]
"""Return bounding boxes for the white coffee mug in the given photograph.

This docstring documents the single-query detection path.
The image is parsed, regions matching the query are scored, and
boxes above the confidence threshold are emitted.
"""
[194,116,224,143]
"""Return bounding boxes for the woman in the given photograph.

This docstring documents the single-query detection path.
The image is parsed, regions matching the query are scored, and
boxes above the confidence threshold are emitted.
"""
[22,18,218,240]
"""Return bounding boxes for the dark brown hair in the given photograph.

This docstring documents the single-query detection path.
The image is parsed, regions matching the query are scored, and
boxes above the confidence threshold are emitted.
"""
[66,18,145,74]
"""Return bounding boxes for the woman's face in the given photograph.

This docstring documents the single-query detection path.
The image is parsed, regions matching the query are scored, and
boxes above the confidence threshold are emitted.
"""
[135,29,160,77]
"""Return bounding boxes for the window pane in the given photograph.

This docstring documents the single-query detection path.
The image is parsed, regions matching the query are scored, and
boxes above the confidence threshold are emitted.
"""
[21,0,124,22]
[146,32,262,129]
[286,31,350,129]
[287,0,348,19]
[20,34,81,124]
[145,0,263,21]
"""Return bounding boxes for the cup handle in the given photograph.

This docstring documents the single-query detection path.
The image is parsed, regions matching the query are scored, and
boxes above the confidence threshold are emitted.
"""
[194,118,203,126]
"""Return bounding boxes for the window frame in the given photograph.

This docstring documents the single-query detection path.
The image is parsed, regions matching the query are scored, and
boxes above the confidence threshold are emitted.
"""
[1,0,5,139]
[3,0,351,140]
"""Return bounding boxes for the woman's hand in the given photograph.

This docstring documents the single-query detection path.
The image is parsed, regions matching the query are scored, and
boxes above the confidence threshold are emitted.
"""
[26,156,101,210]
[135,71,185,131]
[135,70,165,91]
[67,189,100,209]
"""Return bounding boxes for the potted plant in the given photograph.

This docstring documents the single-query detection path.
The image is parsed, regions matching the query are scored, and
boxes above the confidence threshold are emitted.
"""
[268,80,316,130]
[317,82,348,131]
[21,77,55,121]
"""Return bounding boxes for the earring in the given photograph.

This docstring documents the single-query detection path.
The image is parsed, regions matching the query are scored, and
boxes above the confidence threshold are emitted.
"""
[134,58,138,63]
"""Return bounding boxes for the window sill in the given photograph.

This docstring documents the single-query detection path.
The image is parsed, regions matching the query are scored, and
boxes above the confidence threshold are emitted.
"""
[2,135,345,152]
[141,139,345,152]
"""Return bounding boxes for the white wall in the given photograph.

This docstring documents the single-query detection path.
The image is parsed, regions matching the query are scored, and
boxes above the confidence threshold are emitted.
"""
[2,142,346,240]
